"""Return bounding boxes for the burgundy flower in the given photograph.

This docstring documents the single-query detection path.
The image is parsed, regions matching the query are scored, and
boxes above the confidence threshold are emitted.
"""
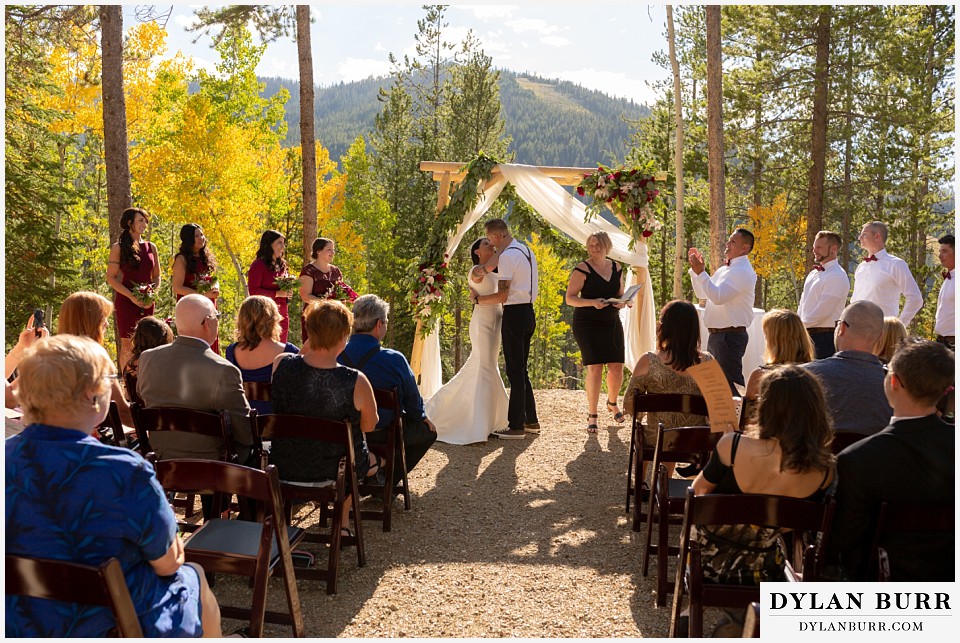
[613,171,622,180]
[642,230,653,238]
[576,186,585,196]
[420,276,427,283]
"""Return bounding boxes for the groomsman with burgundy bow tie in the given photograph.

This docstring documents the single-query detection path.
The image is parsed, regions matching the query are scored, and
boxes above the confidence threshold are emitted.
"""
[798,230,851,359]
[850,221,923,327]
[688,228,757,394]
[935,234,954,350]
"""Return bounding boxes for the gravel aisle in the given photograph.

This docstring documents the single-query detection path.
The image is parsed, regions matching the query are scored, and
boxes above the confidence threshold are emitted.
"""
[213,389,691,638]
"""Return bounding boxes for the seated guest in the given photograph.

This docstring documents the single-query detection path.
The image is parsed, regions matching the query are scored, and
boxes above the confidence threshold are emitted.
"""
[337,294,438,482]
[137,294,253,464]
[5,313,50,408]
[123,316,174,379]
[624,299,713,486]
[58,291,134,427]
[271,300,382,532]
[873,316,907,364]
[688,365,835,633]
[744,309,814,412]
[802,300,892,436]
[828,338,954,581]
[6,334,221,637]
[225,296,299,414]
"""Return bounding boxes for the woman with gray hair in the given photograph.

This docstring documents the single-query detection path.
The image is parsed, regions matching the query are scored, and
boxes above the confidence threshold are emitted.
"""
[565,231,629,433]
[6,334,221,637]
[426,237,509,444]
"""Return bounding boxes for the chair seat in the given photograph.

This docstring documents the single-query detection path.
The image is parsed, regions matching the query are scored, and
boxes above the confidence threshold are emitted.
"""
[666,478,694,499]
[186,519,303,561]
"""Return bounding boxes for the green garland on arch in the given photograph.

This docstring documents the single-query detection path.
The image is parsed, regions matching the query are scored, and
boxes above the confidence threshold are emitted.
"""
[410,153,498,336]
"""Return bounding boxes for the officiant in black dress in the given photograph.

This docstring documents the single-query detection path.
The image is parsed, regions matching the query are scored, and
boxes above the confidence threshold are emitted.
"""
[566,231,629,434]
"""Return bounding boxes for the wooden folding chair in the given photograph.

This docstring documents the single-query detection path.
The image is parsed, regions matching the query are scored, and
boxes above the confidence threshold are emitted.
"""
[254,413,366,595]
[96,400,126,447]
[870,502,954,581]
[669,489,836,638]
[626,392,708,530]
[356,387,410,531]
[5,554,143,637]
[243,381,272,406]
[131,403,239,522]
[642,424,721,606]
[829,430,866,455]
[153,459,306,637]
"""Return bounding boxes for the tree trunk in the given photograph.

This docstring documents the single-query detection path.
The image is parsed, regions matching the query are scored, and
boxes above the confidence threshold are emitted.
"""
[220,230,250,298]
[296,6,317,265]
[100,5,131,243]
[667,5,686,298]
[805,6,832,268]
[705,5,726,272]
[841,27,854,272]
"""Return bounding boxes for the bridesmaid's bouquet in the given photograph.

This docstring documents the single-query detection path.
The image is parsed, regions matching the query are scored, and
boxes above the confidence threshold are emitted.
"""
[131,282,157,309]
[193,274,219,295]
[325,279,358,304]
[273,274,300,294]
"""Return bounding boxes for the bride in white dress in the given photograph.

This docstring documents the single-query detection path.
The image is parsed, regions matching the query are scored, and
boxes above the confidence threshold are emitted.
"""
[427,238,509,444]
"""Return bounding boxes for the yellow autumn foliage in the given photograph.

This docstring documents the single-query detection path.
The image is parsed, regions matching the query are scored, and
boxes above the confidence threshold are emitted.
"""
[747,193,806,282]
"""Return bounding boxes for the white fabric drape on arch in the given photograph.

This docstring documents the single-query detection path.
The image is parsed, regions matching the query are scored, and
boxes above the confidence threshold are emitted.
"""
[419,163,657,398]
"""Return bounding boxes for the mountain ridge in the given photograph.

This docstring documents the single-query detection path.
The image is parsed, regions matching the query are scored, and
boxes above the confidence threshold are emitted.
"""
[259,69,650,168]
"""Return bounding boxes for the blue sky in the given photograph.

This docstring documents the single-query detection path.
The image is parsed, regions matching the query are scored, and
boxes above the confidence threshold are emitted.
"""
[138,2,670,106]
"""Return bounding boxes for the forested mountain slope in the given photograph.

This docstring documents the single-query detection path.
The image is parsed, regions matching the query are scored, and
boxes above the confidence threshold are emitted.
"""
[260,71,650,166]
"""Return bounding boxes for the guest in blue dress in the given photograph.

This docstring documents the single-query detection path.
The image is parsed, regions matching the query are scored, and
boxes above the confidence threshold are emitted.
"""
[225,295,299,414]
[5,334,221,638]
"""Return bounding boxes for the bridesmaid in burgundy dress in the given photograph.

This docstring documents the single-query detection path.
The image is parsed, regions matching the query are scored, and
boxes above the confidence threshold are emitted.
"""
[298,237,358,342]
[106,207,160,372]
[247,230,293,343]
[173,223,221,352]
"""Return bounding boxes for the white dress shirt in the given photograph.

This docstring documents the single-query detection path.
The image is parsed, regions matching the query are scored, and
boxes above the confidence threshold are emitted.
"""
[689,254,757,328]
[797,258,851,328]
[850,248,923,326]
[934,269,954,336]
[498,240,538,305]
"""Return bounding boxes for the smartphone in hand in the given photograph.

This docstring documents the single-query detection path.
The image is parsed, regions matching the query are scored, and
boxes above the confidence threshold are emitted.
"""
[33,308,45,338]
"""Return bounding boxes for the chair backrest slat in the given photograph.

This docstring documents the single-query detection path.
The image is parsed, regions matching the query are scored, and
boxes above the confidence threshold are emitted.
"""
[256,414,352,445]
[154,458,272,502]
[631,392,708,417]
[243,381,272,403]
[131,403,236,461]
[5,555,144,637]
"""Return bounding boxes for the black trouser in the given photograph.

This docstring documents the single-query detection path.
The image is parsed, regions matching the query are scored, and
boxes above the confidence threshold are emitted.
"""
[706,330,749,395]
[808,330,836,360]
[365,416,437,485]
[501,303,538,430]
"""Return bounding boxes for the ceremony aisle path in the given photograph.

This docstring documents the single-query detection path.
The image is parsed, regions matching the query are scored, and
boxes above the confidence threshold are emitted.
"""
[213,389,705,638]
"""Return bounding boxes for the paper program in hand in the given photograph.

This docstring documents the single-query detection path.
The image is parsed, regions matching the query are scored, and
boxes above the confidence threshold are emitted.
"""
[686,359,740,432]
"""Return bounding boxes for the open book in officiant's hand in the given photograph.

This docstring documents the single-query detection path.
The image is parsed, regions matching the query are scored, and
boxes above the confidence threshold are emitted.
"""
[602,283,643,305]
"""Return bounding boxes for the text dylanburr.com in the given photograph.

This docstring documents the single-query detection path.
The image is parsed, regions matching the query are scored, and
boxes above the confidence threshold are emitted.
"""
[760,583,955,639]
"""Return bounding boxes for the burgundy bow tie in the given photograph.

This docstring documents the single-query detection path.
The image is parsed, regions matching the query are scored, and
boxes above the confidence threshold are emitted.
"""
[944,271,952,280]
[813,264,825,272]
[864,255,878,262]
[724,260,731,267]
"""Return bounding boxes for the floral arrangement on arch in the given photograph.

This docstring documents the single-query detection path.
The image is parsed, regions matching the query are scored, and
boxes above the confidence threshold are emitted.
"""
[411,257,449,318]
[577,162,666,243]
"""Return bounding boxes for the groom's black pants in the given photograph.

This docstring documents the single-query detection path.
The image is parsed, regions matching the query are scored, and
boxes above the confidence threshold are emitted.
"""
[501,303,538,430]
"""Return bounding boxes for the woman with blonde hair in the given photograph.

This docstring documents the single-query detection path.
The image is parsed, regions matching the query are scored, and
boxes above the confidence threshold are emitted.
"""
[873,316,907,363]
[566,230,629,433]
[744,309,815,404]
[58,291,134,426]
[224,295,299,414]
[6,334,221,637]
[271,299,383,535]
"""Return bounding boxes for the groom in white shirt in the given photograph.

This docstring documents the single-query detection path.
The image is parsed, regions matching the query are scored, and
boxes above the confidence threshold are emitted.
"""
[479,218,539,440]
[798,230,851,359]
[850,221,922,327]
[688,229,757,395]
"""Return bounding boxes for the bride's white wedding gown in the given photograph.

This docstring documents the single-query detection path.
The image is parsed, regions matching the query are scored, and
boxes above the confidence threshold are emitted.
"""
[426,270,509,444]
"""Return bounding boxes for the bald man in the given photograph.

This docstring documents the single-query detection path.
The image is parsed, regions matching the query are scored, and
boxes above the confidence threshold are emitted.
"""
[138,294,253,463]
[802,300,892,436]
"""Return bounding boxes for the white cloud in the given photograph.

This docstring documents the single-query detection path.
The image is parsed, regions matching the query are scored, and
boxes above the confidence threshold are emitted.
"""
[338,57,392,82]
[540,35,570,48]
[505,17,558,35]
[458,5,518,21]
[374,42,386,53]
[173,13,200,30]
[558,68,662,106]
